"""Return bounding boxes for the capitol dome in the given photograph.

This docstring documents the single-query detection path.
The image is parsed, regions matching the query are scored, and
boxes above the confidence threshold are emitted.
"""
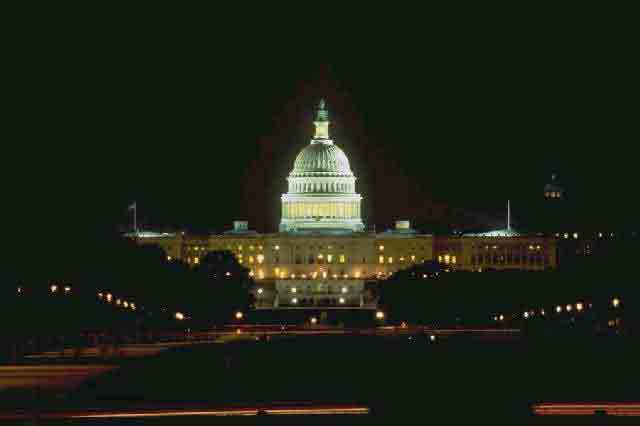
[280,99,364,233]
[291,141,353,177]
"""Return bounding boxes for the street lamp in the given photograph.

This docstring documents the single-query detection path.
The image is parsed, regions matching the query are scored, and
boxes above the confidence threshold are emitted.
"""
[235,311,244,320]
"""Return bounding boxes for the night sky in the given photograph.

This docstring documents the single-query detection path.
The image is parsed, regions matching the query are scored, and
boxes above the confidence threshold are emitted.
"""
[8,11,638,248]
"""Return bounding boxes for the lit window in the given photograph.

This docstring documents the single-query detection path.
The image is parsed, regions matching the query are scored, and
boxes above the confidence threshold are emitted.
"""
[238,245,243,251]
[438,255,442,263]
[257,254,264,264]
[194,257,200,264]
[339,297,345,304]
[318,254,323,259]
[275,245,280,250]
[275,267,280,274]
[291,287,297,293]
[292,297,298,304]
[341,286,348,293]
[167,256,172,261]
[339,254,346,263]
[249,245,254,251]
[258,245,263,250]
[258,269,264,279]
[399,256,405,262]
[452,255,457,264]
[322,271,327,279]
[379,255,384,264]
[249,270,254,277]
[354,271,361,278]
[388,257,393,264]
[573,233,578,239]
[379,245,384,251]
[327,254,333,263]
[411,255,416,262]
[444,254,450,264]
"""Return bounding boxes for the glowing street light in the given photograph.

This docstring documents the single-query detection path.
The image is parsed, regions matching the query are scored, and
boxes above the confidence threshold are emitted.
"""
[235,311,244,320]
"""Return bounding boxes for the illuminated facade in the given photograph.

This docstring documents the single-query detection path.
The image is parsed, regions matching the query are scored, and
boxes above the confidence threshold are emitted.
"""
[132,100,557,310]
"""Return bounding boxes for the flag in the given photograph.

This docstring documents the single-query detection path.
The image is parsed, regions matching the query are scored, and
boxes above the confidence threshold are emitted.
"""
[128,202,136,211]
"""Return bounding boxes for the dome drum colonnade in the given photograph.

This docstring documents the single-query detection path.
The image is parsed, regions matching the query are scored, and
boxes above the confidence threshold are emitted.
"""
[280,99,364,232]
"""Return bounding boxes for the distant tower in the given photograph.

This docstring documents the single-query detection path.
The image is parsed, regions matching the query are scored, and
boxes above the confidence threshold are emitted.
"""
[544,173,564,200]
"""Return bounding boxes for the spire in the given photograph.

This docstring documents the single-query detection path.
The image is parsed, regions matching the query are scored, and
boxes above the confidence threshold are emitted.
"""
[313,98,330,140]
[507,200,511,231]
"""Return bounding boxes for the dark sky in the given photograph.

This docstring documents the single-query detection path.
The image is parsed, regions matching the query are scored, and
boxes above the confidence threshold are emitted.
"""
[8,9,638,242]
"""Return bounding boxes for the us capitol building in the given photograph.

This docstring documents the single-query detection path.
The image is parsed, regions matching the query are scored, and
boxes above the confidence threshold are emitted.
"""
[133,100,557,310]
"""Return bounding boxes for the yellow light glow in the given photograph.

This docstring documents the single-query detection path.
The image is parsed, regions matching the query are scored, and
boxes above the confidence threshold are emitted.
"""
[332,274,338,279]
[499,314,504,321]
[322,271,327,279]
[612,297,620,308]
[194,257,200,264]
[444,254,450,264]
[225,271,231,277]
[291,287,297,293]
[556,305,562,313]
[339,297,345,304]
[438,255,442,262]
[275,267,280,274]
[116,299,122,305]
[123,301,129,308]
[379,245,384,251]
[452,256,457,264]
[257,254,264,264]
[354,271,361,278]
[523,312,529,319]
[291,274,296,279]
[339,254,346,263]
[318,254,323,259]
[249,245,254,251]
[388,257,393,264]
[249,256,254,264]
[175,312,185,320]
[50,285,58,293]
[238,245,243,251]
[376,311,385,320]
[411,255,416,261]
[341,286,348,293]
[379,255,384,264]
[130,303,136,310]
[327,254,333,263]
[566,304,573,312]
[301,274,307,278]
[275,245,280,250]
[64,286,71,293]
[257,288,263,294]
[576,302,584,312]
[310,317,317,325]
[98,292,103,299]
[292,297,298,304]
[249,270,254,277]
[235,311,243,320]
[106,293,113,303]
[167,256,172,261]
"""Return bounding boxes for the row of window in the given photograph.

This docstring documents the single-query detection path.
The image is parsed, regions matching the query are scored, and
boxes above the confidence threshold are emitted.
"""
[471,255,547,265]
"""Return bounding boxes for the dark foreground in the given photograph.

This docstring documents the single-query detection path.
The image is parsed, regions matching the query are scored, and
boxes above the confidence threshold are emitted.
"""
[1,333,639,424]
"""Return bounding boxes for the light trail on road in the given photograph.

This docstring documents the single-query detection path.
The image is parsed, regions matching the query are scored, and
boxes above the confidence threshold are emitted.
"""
[0,405,370,421]
[532,402,640,416]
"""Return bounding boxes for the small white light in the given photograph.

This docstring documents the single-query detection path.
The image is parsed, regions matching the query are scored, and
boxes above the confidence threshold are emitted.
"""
[523,312,529,319]
[341,287,348,294]
[175,312,185,320]
[292,297,298,304]
[429,335,436,342]
[612,297,620,308]
[339,297,345,304]
[257,288,264,294]
[235,311,243,320]
[376,311,385,320]
[310,317,317,325]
